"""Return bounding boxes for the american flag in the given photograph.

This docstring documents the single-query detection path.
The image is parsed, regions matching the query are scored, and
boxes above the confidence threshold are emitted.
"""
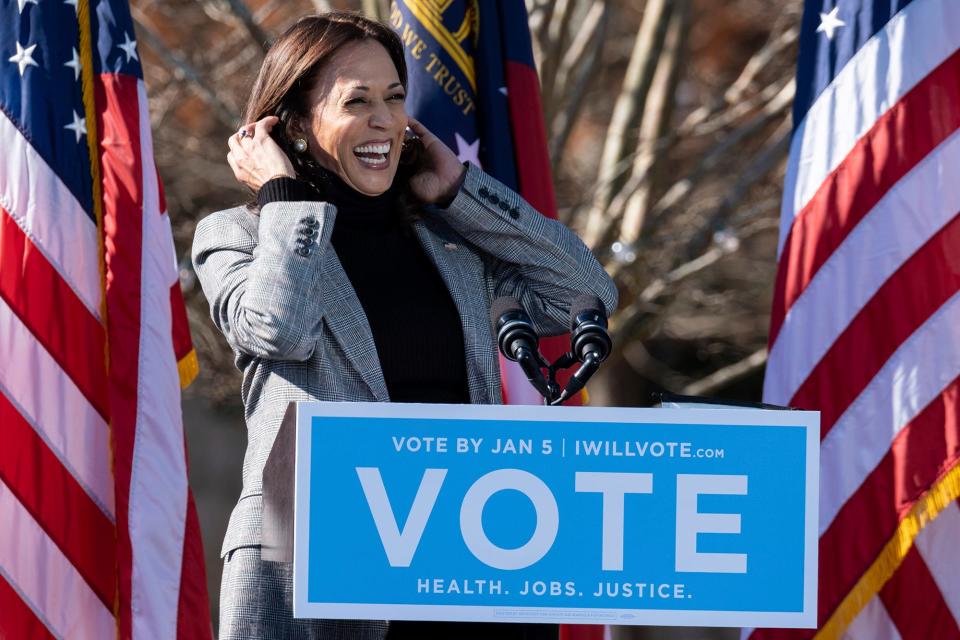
[0,0,211,638]
[748,1,960,639]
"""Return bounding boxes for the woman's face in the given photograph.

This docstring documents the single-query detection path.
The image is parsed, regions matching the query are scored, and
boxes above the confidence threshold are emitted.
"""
[301,40,407,196]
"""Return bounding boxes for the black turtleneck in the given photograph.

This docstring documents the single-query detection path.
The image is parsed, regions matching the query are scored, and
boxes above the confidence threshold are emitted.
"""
[258,173,470,404]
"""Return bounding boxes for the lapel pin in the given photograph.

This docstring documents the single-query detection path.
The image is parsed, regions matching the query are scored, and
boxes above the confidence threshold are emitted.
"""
[443,242,458,251]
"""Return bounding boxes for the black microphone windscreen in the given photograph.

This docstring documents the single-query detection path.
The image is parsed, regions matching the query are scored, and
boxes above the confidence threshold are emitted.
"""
[490,296,524,326]
[569,293,606,328]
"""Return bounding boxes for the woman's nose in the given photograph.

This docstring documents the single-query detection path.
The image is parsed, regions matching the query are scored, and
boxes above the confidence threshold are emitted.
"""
[368,101,395,129]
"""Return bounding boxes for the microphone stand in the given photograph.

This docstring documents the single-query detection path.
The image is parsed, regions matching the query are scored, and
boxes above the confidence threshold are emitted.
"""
[493,297,609,405]
[519,349,600,406]
[543,352,574,405]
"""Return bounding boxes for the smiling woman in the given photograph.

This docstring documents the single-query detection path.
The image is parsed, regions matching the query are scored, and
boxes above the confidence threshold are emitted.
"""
[192,10,616,640]
[295,40,408,194]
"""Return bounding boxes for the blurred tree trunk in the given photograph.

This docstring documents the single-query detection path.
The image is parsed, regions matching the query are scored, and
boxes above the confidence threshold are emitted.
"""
[581,0,671,248]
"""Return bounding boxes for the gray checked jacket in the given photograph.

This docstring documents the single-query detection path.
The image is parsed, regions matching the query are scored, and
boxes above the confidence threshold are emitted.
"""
[192,163,617,559]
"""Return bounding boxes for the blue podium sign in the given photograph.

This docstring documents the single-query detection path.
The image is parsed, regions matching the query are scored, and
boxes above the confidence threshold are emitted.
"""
[292,403,818,628]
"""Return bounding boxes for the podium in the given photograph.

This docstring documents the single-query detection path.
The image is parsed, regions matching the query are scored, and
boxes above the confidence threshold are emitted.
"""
[261,401,818,628]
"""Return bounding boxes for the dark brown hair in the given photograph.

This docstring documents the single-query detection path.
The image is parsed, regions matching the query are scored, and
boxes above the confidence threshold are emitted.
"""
[243,12,424,212]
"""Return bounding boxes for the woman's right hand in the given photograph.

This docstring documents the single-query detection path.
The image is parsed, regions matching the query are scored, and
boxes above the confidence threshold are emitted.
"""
[226,116,296,191]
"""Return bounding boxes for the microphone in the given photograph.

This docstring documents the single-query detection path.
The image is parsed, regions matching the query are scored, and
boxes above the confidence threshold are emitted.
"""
[551,294,612,405]
[490,297,551,400]
[569,293,612,363]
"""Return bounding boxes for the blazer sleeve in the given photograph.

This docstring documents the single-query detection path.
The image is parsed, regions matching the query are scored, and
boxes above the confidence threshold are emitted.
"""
[191,201,338,361]
[438,163,618,336]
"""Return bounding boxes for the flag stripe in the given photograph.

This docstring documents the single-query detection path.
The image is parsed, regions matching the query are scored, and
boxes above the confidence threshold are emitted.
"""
[770,48,960,347]
[130,82,189,639]
[0,295,114,516]
[161,196,199,387]
[0,111,102,319]
[559,625,606,640]
[0,574,57,640]
[790,216,960,427]
[878,548,960,640]
[0,387,118,610]
[766,135,960,406]
[915,501,960,621]
[841,596,902,640]
[0,207,109,418]
[98,71,144,640]
[505,61,557,218]
[818,377,960,622]
[0,479,116,640]
[780,0,960,253]
[818,292,960,532]
[177,491,212,637]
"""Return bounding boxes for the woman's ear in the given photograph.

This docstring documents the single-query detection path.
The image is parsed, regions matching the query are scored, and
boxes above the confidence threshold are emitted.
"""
[282,116,301,142]
[400,132,425,167]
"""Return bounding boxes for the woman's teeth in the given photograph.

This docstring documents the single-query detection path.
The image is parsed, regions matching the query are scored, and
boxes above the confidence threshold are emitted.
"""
[353,142,391,167]
[354,143,391,154]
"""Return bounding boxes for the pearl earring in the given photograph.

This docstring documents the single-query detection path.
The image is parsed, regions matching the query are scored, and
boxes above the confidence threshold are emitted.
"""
[293,138,308,153]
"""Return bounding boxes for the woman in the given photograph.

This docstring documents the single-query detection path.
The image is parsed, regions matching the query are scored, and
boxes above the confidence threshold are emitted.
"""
[192,11,617,640]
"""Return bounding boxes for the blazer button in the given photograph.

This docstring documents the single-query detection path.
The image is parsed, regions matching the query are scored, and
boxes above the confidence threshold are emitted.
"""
[498,201,510,211]
[478,187,489,198]
[299,216,315,224]
[509,208,520,220]
[296,247,310,257]
[489,194,500,205]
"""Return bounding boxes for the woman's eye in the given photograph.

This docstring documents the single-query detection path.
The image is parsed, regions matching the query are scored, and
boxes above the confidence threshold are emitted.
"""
[345,97,367,105]
[388,93,406,102]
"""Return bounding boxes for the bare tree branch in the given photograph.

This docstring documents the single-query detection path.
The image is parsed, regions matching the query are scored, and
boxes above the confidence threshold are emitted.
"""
[682,117,791,259]
[614,0,691,248]
[610,243,731,345]
[550,0,605,111]
[224,0,271,48]
[533,0,558,65]
[580,0,672,247]
[539,0,575,122]
[681,347,768,396]
[196,0,270,51]
[608,218,774,346]
[637,79,794,242]
[133,15,240,129]
[724,25,799,105]
[361,0,388,21]
[675,24,798,138]
[685,76,792,139]
[549,0,608,171]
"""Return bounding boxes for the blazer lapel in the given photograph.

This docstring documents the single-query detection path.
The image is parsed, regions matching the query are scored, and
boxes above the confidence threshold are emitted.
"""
[413,216,501,404]
[318,249,390,401]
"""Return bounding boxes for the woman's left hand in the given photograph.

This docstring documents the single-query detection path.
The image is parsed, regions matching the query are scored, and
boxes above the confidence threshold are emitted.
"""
[407,117,467,206]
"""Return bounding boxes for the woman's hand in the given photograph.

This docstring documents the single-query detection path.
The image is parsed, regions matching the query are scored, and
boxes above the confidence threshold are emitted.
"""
[226,116,296,192]
[406,117,467,206]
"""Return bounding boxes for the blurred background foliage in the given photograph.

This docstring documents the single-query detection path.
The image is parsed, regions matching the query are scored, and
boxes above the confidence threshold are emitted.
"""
[134,0,800,634]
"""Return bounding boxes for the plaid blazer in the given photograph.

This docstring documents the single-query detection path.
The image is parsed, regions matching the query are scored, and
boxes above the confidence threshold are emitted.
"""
[192,163,617,558]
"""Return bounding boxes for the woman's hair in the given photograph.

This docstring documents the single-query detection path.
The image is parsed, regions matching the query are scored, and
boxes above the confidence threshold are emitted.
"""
[243,12,424,213]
